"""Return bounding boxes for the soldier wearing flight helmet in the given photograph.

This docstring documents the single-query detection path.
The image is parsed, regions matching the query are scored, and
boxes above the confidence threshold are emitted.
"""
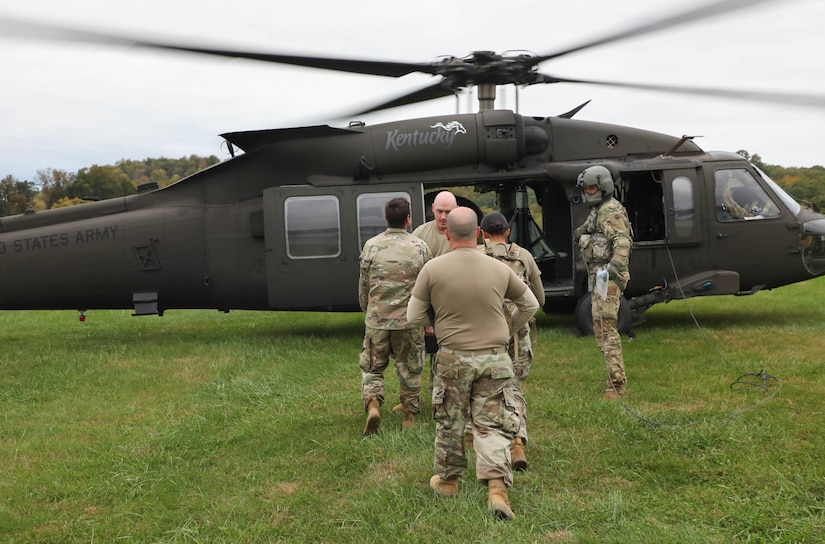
[573,166,633,400]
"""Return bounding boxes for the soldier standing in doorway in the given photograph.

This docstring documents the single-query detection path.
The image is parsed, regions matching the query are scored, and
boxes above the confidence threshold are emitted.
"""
[574,166,633,400]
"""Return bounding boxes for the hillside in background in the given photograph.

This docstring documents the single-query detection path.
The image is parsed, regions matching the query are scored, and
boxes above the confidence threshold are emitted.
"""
[0,155,220,215]
[746,152,825,210]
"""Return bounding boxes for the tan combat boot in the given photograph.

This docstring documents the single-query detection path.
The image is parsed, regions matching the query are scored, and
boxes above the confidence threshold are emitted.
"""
[429,475,459,497]
[510,437,528,472]
[363,398,381,436]
[487,478,515,521]
[391,404,415,429]
[603,382,627,400]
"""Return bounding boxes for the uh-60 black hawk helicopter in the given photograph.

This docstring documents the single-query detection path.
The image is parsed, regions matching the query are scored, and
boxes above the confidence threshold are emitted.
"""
[2,0,825,334]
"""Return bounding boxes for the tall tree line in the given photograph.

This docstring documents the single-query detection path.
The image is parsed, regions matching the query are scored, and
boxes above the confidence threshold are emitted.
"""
[741,152,825,211]
[1,152,824,217]
[0,155,219,215]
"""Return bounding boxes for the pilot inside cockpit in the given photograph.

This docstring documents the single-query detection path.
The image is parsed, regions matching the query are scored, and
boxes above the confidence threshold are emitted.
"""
[714,169,779,222]
[722,185,759,218]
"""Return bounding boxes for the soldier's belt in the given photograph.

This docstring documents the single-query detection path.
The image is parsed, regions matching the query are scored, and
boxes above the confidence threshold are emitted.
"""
[439,346,506,356]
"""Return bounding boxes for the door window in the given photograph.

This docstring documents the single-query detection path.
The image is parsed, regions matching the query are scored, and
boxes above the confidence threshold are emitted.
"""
[672,176,695,239]
[356,192,411,248]
[284,195,341,259]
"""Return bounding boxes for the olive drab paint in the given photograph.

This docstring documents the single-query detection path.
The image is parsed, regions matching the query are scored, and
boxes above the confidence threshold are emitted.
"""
[1,109,824,324]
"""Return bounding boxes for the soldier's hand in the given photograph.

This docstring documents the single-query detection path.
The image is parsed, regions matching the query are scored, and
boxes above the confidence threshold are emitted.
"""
[607,260,621,280]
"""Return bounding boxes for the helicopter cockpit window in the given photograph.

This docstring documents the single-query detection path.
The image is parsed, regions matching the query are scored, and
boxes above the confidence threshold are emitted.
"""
[714,168,780,222]
[357,192,412,249]
[284,195,341,259]
[753,164,801,217]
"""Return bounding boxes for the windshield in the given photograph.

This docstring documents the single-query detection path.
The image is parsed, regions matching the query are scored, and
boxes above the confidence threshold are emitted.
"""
[752,164,801,216]
[752,164,825,277]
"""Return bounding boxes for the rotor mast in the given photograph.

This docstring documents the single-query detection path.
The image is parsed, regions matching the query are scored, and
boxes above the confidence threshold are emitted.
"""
[477,83,496,111]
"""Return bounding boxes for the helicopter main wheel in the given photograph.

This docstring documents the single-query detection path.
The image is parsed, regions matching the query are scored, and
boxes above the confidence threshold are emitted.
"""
[574,292,633,337]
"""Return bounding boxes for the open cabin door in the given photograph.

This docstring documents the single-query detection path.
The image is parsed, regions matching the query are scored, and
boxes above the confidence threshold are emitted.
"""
[263,182,424,310]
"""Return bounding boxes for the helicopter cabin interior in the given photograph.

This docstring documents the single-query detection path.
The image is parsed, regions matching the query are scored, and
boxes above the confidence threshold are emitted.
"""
[261,179,570,311]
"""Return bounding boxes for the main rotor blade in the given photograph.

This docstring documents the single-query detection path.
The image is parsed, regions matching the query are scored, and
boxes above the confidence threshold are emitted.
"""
[346,83,457,116]
[538,74,825,109]
[156,46,429,78]
[532,0,783,64]
[0,16,431,78]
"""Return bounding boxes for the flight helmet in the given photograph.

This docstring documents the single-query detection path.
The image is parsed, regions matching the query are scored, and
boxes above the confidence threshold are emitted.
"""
[577,165,614,206]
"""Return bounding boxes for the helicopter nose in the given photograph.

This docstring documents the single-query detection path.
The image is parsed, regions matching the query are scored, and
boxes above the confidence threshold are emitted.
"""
[803,218,825,235]
[801,219,825,276]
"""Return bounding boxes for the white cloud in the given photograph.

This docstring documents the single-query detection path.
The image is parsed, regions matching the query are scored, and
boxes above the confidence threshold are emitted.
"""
[1,0,823,180]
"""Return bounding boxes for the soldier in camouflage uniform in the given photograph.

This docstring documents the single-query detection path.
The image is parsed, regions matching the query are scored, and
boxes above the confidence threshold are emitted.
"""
[407,207,539,521]
[479,212,545,471]
[573,166,633,400]
[358,197,431,436]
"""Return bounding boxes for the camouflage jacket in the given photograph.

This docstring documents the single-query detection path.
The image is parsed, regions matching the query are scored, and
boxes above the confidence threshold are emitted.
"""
[575,197,633,285]
[359,228,431,329]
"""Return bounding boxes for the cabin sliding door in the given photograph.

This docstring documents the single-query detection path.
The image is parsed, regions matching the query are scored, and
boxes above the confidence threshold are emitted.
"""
[263,183,423,310]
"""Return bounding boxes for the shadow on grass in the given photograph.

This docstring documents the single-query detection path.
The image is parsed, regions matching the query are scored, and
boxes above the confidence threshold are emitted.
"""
[49,310,367,352]
[538,299,824,338]
[637,305,821,332]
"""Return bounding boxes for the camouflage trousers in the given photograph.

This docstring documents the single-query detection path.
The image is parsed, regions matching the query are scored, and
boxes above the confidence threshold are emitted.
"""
[360,327,425,413]
[591,279,627,387]
[508,326,533,444]
[432,348,520,486]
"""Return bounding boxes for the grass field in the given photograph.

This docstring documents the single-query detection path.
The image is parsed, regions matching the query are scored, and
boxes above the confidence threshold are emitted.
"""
[1,277,824,543]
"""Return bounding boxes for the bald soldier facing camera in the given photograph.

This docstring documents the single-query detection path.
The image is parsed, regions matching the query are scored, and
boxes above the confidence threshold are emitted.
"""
[407,207,539,521]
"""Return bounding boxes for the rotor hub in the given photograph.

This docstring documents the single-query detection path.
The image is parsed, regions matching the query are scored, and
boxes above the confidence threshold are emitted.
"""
[431,51,543,89]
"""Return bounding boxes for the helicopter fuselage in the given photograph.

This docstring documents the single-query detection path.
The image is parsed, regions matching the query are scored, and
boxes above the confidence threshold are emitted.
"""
[2,110,824,322]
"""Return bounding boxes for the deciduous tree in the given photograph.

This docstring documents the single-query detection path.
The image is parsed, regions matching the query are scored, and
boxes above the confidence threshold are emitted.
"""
[0,175,37,216]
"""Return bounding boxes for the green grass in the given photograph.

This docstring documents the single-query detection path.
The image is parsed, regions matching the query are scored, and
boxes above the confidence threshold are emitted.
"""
[2,278,825,542]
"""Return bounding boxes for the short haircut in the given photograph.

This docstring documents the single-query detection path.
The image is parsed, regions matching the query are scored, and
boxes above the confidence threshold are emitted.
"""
[480,212,509,235]
[385,197,410,228]
[446,207,478,241]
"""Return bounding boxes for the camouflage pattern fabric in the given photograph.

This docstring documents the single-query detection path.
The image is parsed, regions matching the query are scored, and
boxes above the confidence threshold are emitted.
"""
[359,228,430,329]
[480,240,538,443]
[411,221,447,395]
[359,227,430,412]
[576,197,632,289]
[431,350,520,486]
[721,187,754,219]
[360,327,425,413]
[575,196,632,388]
[589,277,625,386]
[509,327,532,442]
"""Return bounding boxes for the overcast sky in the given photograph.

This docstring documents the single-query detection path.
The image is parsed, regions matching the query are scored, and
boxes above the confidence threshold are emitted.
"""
[1,0,823,182]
